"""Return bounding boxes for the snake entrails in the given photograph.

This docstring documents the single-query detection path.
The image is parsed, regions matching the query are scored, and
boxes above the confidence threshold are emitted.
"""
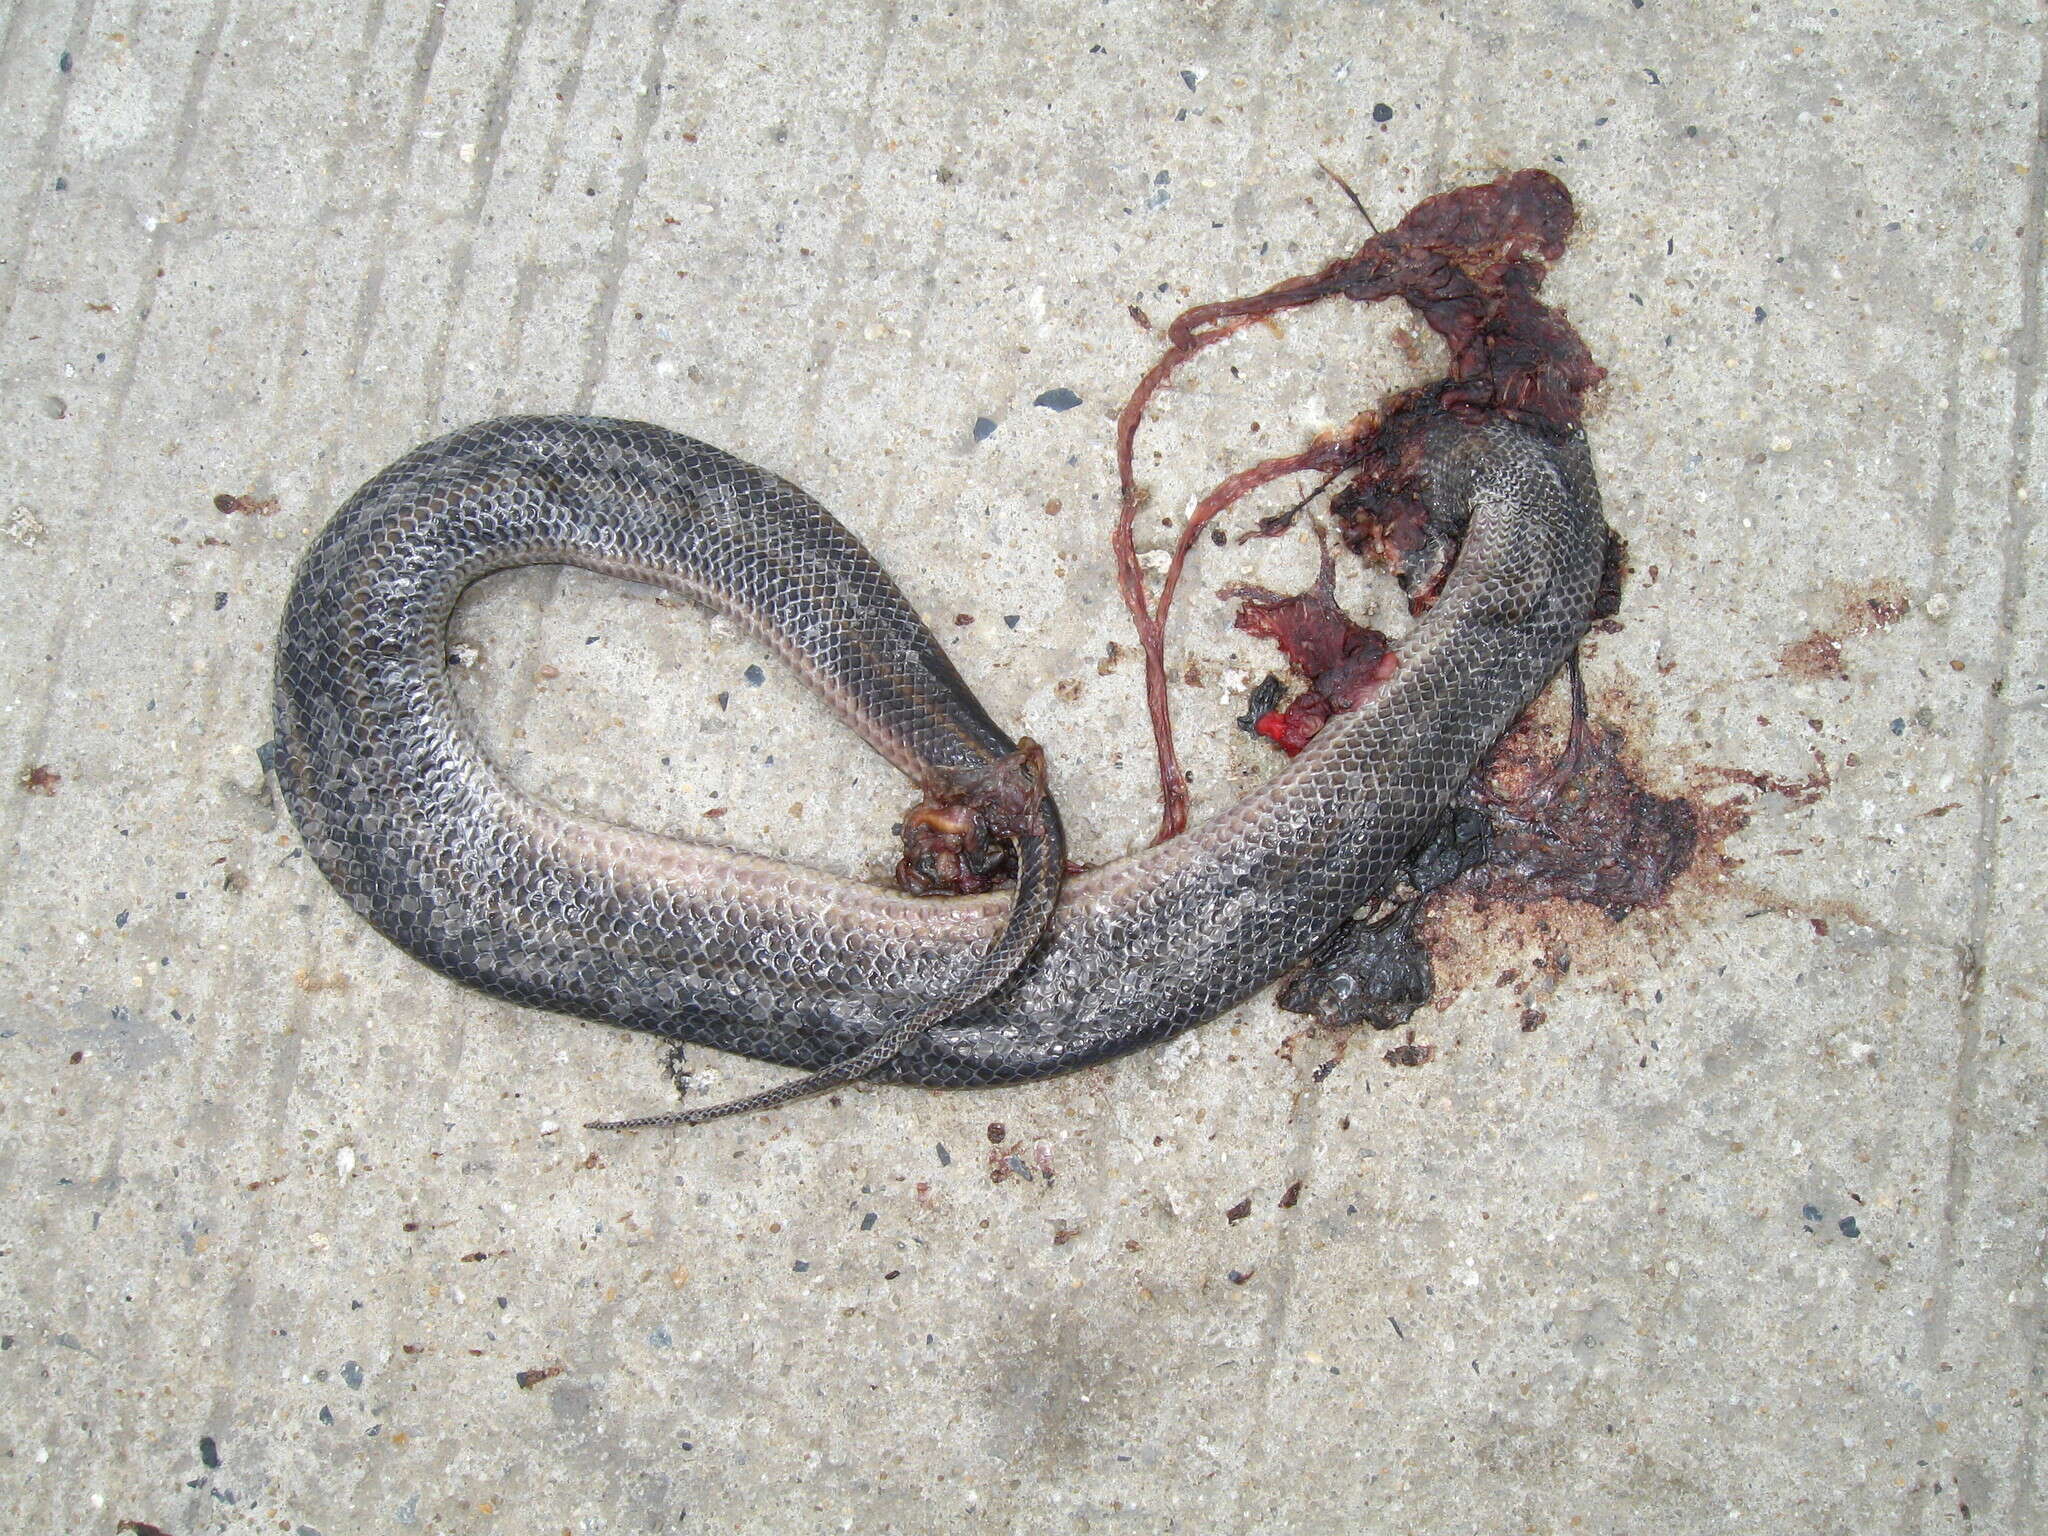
[273,411,1608,1125]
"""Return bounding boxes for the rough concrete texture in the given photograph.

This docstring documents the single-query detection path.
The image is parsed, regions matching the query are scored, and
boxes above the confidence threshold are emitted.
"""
[0,2,2041,1532]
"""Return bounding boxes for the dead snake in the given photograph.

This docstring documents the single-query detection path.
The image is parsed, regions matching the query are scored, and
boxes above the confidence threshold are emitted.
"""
[273,412,1607,1124]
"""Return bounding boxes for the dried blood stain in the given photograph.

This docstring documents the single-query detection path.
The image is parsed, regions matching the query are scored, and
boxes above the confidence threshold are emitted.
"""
[1775,580,1910,682]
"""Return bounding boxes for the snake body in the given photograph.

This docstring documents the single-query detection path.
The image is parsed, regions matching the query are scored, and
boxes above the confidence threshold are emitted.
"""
[274,412,1606,1102]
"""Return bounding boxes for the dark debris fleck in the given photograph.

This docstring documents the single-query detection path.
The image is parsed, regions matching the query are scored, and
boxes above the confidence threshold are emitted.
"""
[1382,1035,1436,1068]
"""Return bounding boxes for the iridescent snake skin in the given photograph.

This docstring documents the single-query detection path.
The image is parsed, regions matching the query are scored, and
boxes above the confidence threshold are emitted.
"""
[274,413,1607,1126]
